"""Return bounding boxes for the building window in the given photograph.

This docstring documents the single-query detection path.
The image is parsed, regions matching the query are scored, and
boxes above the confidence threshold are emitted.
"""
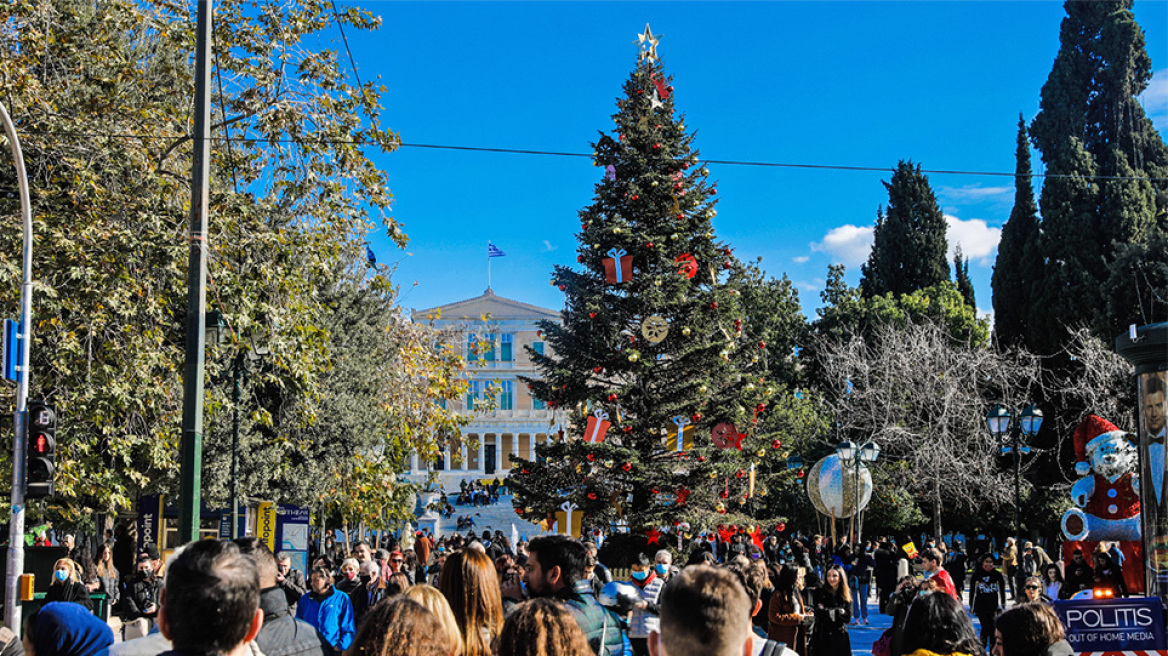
[532,341,544,356]
[483,334,496,362]
[499,381,514,410]
[500,334,514,361]
[532,396,546,411]
[466,332,478,359]
[466,380,484,409]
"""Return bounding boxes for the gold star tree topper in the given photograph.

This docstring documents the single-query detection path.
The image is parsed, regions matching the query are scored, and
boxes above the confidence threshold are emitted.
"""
[636,24,660,63]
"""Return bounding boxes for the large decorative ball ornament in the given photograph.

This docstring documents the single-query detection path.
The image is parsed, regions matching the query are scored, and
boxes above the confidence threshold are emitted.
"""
[738,497,746,505]
[805,455,873,519]
[641,315,670,343]
[691,412,702,422]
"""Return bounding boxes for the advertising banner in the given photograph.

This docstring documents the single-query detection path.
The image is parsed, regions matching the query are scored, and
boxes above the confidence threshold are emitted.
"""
[137,494,163,553]
[256,501,277,552]
[276,505,310,575]
[1054,597,1165,652]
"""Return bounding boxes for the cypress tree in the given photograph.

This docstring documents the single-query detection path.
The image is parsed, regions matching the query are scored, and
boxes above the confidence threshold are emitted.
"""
[1028,0,1168,352]
[860,161,950,299]
[954,245,975,310]
[991,116,1043,348]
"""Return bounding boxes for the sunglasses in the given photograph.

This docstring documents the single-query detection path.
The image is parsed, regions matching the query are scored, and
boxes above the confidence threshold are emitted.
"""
[391,559,404,564]
[1025,585,1040,590]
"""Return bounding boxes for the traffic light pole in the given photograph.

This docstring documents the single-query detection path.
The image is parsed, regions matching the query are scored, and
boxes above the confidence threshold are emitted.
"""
[1,99,34,631]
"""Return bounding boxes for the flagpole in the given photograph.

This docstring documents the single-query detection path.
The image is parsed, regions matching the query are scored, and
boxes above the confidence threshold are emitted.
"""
[487,242,491,290]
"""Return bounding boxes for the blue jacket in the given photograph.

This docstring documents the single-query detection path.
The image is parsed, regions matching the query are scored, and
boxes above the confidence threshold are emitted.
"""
[295,588,355,652]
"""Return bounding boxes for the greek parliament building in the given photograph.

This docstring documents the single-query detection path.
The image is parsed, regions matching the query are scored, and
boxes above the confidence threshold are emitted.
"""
[407,288,563,489]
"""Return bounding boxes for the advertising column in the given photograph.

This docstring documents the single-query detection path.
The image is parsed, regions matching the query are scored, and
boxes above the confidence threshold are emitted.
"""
[1117,323,1168,604]
[276,505,311,576]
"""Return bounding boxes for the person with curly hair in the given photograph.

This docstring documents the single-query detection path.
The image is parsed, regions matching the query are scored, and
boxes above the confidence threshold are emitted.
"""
[345,597,452,656]
[494,598,592,656]
[900,591,984,656]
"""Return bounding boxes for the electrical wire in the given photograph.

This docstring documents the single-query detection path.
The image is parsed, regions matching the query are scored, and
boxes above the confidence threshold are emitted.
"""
[10,128,1168,182]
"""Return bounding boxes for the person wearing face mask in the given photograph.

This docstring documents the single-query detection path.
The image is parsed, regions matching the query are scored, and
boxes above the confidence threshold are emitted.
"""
[348,561,388,626]
[121,554,161,640]
[653,550,677,582]
[44,558,92,610]
[335,558,361,595]
[627,553,665,656]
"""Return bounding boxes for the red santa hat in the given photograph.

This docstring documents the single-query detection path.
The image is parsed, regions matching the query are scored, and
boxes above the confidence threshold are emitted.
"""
[1073,414,1123,476]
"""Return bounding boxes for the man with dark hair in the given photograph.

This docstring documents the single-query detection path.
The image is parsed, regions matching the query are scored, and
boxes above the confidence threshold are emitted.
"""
[649,565,754,656]
[525,535,630,655]
[157,540,263,656]
[921,548,957,600]
[235,539,330,656]
[276,551,309,611]
[724,558,797,656]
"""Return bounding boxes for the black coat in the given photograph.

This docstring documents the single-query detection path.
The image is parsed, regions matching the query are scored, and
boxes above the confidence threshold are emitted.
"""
[811,587,851,656]
[969,568,1006,616]
[122,574,161,620]
[45,581,92,610]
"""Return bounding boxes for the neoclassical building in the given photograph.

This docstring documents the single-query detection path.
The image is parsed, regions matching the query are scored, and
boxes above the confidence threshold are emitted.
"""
[407,288,563,489]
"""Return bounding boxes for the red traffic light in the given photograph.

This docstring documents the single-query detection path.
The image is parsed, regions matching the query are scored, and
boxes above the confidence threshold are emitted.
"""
[31,432,53,455]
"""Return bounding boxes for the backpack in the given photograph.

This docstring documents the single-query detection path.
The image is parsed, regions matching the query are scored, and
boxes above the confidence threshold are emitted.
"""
[759,639,787,656]
[872,628,894,656]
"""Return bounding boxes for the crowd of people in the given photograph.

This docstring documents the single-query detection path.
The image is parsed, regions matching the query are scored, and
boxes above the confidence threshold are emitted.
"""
[2,524,1105,656]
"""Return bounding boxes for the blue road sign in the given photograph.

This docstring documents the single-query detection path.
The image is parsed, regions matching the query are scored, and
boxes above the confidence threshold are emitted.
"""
[3,319,19,384]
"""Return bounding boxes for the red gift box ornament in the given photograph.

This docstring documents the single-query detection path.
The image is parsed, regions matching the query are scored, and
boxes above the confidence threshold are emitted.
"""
[668,415,694,452]
[621,462,632,472]
[603,248,633,284]
[583,409,611,444]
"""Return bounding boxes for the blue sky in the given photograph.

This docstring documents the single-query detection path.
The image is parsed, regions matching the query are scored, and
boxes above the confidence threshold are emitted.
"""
[340,1,1168,319]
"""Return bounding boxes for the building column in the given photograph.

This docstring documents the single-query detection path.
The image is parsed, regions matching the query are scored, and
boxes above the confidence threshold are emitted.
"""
[411,452,418,473]
[479,437,487,475]
[461,441,469,472]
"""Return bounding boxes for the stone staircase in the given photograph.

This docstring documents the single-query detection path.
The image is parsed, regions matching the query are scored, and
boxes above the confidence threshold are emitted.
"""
[425,494,545,540]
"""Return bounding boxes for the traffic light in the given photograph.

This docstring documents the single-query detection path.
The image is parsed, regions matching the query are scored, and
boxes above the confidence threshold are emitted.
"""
[26,402,56,498]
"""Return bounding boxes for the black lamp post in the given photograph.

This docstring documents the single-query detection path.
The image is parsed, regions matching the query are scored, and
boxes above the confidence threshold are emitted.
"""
[836,439,880,546]
[986,404,1043,546]
[207,311,268,539]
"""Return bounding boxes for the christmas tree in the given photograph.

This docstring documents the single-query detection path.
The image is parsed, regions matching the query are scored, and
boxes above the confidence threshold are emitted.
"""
[509,27,790,536]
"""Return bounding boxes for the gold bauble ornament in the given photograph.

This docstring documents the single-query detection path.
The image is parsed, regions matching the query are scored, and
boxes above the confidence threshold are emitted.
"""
[654,279,662,287]
[746,383,756,391]
[670,233,679,241]
[651,181,659,187]
[628,352,640,362]
[738,497,747,505]
[614,227,623,234]
[604,460,614,468]
[641,315,670,344]
[699,385,709,394]
[525,507,533,513]
[681,327,692,337]
[593,243,601,249]
[756,449,766,458]
[709,471,718,479]
[759,489,768,497]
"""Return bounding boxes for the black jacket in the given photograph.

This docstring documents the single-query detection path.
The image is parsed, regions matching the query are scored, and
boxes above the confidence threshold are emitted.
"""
[256,587,330,656]
[348,580,389,626]
[44,581,92,610]
[122,574,161,620]
[811,587,851,636]
[279,569,309,609]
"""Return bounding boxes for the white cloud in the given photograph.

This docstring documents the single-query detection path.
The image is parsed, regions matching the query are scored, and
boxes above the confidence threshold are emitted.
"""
[810,224,874,267]
[945,214,1001,266]
[792,255,810,264]
[542,240,556,252]
[936,185,1013,204]
[1140,68,1168,132]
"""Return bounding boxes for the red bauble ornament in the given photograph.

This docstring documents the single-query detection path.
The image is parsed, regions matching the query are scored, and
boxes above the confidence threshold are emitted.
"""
[653,143,661,150]
[589,312,597,319]
[588,492,598,500]
[521,469,530,475]
[797,469,805,479]
[776,523,786,532]
[682,162,690,170]
[711,187,717,195]
[724,247,733,256]
[621,462,632,472]
[691,412,702,422]
[735,469,745,479]
[718,508,727,514]
[772,439,782,449]
[515,508,523,515]
[646,242,654,248]
[759,341,767,349]
[710,302,719,309]
[577,255,585,263]
[587,454,596,462]
[756,403,767,413]
[697,455,706,462]
[558,284,566,291]
[631,195,639,201]
[593,366,602,373]
[607,393,618,402]
[677,213,685,220]
[651,488,660,495]
[723,261,732,269]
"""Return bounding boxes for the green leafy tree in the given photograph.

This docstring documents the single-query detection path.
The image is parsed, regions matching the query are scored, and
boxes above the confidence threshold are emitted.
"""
[510,48,788,533]
[1027,0,1168,353]
[860,161,950,299]
[992,116,1043,348]
[0,0,458,520]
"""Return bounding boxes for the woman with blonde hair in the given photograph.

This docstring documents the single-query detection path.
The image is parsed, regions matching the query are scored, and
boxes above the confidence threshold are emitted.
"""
[43,558,91,610]
[438,549,504,656]
[337,558,362,595]
[404,585,463,656]
[493,598,592,656]
[346,596,453,656]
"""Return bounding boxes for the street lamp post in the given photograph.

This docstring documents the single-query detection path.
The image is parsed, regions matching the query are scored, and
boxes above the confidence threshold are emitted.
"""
[986,404,1043,548]
[836,439,880,547]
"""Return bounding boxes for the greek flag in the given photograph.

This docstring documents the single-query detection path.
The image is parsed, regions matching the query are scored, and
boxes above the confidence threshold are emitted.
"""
[488,243,507,258]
